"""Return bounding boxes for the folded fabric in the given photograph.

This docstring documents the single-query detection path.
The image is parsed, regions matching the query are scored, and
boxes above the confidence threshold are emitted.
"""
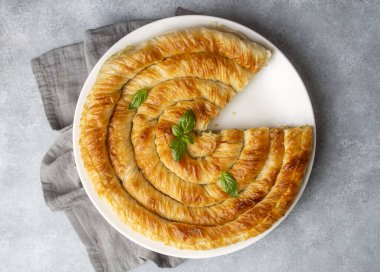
[31,7,196,272]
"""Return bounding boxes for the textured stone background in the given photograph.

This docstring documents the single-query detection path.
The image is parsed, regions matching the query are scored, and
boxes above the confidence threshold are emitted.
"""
[0,0,379,271]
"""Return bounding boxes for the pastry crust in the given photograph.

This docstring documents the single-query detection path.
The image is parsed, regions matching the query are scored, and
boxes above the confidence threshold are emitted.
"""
[79,27,313,249]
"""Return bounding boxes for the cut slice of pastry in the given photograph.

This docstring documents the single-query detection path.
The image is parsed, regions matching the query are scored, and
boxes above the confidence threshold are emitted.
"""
[79,27,313,249]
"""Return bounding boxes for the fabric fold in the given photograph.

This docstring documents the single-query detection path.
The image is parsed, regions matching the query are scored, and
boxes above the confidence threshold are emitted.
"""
[31,44,88,129]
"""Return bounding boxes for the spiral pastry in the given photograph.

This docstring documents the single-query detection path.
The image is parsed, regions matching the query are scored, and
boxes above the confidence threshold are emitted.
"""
[79,27,313,249]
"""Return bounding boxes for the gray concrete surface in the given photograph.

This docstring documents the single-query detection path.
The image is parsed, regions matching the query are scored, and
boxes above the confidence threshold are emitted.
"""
[1,0,379,271]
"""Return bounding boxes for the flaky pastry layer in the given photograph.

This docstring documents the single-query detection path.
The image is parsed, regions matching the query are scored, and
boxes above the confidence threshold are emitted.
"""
[79,27,313,249]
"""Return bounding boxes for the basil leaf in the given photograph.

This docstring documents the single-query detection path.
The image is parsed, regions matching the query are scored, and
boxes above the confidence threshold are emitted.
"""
[178,110,195,134]
[220,172,238,197]
[129,89,148,109]
[181,134,194,144]
[170,137,187,161]
[170,110,196,161]
[172,124,183,137]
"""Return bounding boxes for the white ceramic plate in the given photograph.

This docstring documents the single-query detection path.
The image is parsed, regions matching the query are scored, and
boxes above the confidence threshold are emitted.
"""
[73,15,316,258]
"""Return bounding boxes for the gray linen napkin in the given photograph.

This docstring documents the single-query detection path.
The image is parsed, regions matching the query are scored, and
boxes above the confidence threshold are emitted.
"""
[31,7,196,272]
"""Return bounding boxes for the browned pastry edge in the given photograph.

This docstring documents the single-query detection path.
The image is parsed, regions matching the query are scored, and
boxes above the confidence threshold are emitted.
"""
[110,54,254,206]
[81,121,312,249]
[111,120,284,225]
[79,27,314,249]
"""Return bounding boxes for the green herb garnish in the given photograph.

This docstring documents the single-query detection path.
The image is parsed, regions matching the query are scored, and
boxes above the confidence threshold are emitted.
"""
[129,88,148,109]
[220,172,238,197]
[178,110,195,134]
[171,124,183,137]
[181,134,194,144]
[170,110,196,161]
[170,136,187,161]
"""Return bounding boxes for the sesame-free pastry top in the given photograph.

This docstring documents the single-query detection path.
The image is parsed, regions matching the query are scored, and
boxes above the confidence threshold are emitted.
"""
[79,27,313,250]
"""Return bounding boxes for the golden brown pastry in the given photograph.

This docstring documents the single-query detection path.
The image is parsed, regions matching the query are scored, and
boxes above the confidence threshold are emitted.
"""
[79,27,313,249]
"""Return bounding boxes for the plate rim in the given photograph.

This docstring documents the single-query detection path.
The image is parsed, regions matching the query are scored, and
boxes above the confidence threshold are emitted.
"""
[73,15,316,258]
